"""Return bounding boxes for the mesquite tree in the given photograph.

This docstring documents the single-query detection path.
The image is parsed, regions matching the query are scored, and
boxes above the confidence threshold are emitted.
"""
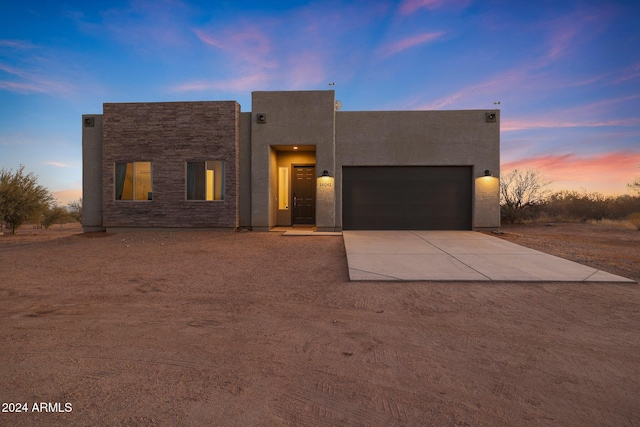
[500,169,551,224]
[0,165,53,233]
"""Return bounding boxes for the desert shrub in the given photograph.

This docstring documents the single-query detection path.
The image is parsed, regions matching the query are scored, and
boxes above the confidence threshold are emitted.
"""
[610,195,640,219]
[67,199,82,222]
[42,206,72,229]
[539,192,640,223]
[628,213,640,230]
[542,190,613,222]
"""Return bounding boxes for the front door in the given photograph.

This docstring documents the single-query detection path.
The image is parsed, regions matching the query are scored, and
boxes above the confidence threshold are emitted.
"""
[292,166,315,225]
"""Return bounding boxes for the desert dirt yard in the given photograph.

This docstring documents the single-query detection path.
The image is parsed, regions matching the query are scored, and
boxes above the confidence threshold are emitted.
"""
[0,222,639,426]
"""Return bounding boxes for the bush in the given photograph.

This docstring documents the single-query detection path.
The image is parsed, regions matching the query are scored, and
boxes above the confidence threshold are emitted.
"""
[628,213,640,231]
[42,206,71,229]
[0,165,53,233]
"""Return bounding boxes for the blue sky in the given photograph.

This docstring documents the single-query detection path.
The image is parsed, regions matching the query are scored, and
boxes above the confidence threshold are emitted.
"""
[1,0,639,204]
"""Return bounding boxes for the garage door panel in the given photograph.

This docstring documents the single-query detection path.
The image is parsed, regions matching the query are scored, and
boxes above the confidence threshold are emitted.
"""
[342,166,471,230]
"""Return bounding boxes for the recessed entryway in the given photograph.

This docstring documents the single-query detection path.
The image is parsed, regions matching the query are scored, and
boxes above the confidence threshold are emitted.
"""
[273,146,316,227]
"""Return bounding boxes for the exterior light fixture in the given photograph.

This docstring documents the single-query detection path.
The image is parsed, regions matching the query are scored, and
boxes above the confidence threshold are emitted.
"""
[293,146,298,150]
[484,169,492,177]
[322,170,329,177]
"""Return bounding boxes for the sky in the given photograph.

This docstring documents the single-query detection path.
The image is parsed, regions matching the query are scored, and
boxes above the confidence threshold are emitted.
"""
[1,0,639,205]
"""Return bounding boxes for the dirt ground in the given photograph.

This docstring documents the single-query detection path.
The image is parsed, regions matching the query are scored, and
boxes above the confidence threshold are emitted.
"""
[0,222,638,426]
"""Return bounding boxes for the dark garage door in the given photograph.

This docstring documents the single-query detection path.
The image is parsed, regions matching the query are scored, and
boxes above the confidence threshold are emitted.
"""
[342,166,472,230]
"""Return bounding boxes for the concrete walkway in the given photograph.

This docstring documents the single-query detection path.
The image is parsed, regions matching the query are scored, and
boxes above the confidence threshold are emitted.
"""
[343,230,634,282]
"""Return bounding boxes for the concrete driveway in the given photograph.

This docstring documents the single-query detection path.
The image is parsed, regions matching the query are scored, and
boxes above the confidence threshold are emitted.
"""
[342,230,634,282]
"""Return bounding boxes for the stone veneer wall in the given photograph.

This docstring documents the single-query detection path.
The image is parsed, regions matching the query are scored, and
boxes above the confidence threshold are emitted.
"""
[102,101,240,228]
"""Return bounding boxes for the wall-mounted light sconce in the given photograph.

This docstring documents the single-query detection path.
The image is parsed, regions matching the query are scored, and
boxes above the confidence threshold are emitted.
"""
[485,112,497,123]
[484,169,492,177]
[321,170,329,177]
[256,113,267,124]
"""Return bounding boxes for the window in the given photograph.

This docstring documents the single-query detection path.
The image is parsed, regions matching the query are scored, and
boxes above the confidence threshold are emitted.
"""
[278,166,289,209]
[187,161,225,200]
[115,162,152,201]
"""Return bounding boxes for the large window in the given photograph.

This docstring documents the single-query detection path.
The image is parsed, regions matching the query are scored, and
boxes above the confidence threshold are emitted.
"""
[115,162,152,201]
[187,161,225,201]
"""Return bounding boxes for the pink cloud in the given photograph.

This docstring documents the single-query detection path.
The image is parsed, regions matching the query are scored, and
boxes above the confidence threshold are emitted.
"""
[539,7,612,62]
[503,94,640,131]
[44,161,70,168]
[614,62,640,84]
[399,0,471,15]
[415,67,530,109]
[173,72,271,93]
[378,32,444,57]
[502,152,640,195]
[0,63,73,94]
[286,53,326,89]
[502,117,640,132]
[195,28,277,69]
[0,39,36,49]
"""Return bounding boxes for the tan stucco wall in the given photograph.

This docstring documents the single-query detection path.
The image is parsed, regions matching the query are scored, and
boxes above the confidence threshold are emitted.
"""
[250,91,336,230]
[81,114,104,231]
[335,110,500,229]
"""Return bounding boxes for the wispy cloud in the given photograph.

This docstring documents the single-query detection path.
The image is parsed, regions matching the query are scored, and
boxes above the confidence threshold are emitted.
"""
[44,161,70,168]
[408,5,621,111]
[173,72,271,93]
[194,28,277,69]
[0,39,36,49]
[539,6,613,62]
[399,0,471,15]
[614,62,640,84]
[0,63,73,95]
[71,0,194,50]
[378,32,444,57]
[503,94,640,131]
[503,117,640,132]
[414,66,531,110]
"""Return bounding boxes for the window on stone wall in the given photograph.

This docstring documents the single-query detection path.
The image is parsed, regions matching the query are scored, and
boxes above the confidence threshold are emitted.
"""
[187,161,225,201]
[115,162,152,201]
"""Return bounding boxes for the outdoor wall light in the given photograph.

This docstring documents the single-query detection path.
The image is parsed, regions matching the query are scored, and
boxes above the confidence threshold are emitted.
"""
[484,169,492,177]
[322,170,329,177]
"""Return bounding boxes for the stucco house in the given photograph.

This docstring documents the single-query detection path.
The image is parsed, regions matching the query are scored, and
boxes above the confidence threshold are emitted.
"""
[82,90,500,232]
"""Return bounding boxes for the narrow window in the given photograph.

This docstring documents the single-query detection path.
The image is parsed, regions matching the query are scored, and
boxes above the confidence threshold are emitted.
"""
[115,162,152,201]
[278,166,289,209]
[187,161,224,200]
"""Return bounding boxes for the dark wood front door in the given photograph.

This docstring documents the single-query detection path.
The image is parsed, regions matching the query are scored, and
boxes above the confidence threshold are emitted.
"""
[293,166,315,225]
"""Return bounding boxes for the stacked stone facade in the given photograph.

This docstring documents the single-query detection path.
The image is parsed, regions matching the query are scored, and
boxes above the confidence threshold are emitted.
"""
[101,101,240,228]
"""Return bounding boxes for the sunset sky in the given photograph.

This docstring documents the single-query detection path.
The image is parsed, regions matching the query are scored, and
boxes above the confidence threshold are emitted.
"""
[1,0,639,204]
